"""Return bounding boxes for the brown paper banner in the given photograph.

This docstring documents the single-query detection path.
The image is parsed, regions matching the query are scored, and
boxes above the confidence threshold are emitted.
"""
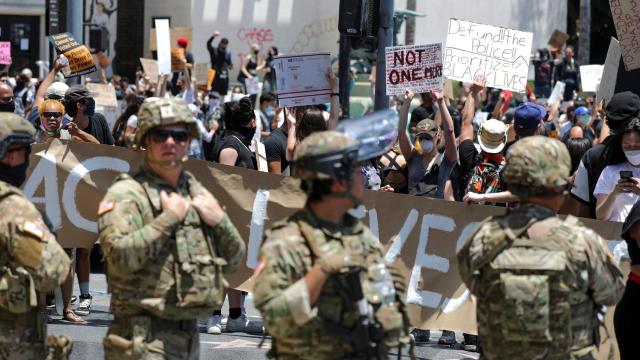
[23,140,625,359]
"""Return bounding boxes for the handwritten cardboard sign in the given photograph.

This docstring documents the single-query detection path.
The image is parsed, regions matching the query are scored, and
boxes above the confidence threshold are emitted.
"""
[48,33,96,77]
[609,0,640,71]
[385,43,443,96]
[274,53,331,107]
[444,19,533,93]
[171,48,185,72]
[597,37,622,104]
[0,42,11,65]
[23,139,625,360]
[580,65,604,93]
[548,81,566,106]
[548,29,569,49]
[139,58,159,85]
[149,27,192,51]
[86,83,118,108]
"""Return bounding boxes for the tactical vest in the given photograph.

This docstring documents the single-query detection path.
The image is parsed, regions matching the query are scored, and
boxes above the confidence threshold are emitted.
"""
[477,213,596,358]
[294,215,406,358]
[107,171,228,320]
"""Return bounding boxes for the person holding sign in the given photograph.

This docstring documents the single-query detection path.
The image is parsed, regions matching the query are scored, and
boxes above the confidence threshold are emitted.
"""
[207,31,233,96]
[553,46,580,101]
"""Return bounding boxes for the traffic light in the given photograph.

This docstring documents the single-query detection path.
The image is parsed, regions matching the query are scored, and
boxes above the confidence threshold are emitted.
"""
[339,0,379,51]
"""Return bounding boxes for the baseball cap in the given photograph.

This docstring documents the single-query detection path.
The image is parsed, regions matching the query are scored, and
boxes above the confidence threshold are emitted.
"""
[45,82,69,101]
[514,102,547,130]
[574,106,590,116]
[64,85,93,104]
[415,119,439,138]
[605,91,640,124]
[177,37,189,48]
[478,119,507,154]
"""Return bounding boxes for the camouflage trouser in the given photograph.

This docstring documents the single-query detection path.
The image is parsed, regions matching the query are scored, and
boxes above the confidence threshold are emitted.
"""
[104,315,199,360]
[0,307,71,360]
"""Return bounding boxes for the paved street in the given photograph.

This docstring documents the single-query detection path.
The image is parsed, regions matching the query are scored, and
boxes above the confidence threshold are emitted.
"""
[48,274,479,359]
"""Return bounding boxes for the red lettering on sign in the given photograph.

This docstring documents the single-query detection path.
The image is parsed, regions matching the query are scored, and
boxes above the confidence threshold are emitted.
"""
[237,27,274,46]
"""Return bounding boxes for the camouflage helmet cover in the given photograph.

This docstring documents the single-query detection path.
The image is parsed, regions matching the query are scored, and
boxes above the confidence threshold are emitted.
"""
[503,136,570,197]
[133,97,200,147]
[293,130,359,181]
[0,113,36,158]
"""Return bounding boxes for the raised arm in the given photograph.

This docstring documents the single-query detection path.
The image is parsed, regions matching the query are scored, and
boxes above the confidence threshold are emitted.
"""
[285,109,297,162]
[433,91,458,163]
[327,71,340,130]
[460,78,485,142]
[33,57,64,108]
[398,90,415,160]
[207,31,219,55]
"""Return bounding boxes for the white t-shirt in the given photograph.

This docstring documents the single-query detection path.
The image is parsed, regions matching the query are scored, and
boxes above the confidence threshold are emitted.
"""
[593,161,640,222]
[126,114,138,129]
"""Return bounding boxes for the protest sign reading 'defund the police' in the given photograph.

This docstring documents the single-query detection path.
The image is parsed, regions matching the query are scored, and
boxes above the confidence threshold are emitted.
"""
[444,19,533,93]
[385,43,443,96]
[48,33,96,77]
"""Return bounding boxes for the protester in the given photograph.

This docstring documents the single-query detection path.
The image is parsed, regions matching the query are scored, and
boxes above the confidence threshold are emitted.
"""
[13,68,34,117]
[533,48,554,98]
[257,92,276,136]
[616,201,640,360]
[571,92,640,218]
[112,95,144,147]
[207,31,233,96]
[264,106,290,175]
[0,82,15,113]
[595,118,640,222]
[410,92,436,135]
[261,46,279,94]
[28,58,68,126]
[554,46,580,101]
[237,43,262,106]
[378,146,408,193]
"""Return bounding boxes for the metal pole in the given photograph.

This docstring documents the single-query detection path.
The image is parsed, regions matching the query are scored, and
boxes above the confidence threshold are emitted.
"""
[374,0,394,110]
[67,0,83,84]
[339,34,351,118]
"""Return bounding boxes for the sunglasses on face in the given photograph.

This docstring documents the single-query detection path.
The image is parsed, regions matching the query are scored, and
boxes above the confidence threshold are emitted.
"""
[42,112,62,119]
[149,129,189,143]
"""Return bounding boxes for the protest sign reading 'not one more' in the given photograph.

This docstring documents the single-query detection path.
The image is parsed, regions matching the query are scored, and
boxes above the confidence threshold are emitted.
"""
[48,33,96,78]
[444,19,533,93]
[385,43,443,96]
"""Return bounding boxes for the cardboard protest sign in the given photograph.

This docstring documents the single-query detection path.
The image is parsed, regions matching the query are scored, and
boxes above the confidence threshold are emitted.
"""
[194,63,209,85]
[154,19,172,75]
[580,65,604,93]
[85,83,118,108]
[149,27,193,51]
[48,33,97,77]
[139,58,159,84]
[609,0,640,71]
[443,79,454,100]
[245,77,260,95]
[24,139,625,359]
[0,42,11,65]
[548,81,566,105]
[597,37,622,104]
[444,19,533,93]
[548,29,569,49]
[274,53,331,107]
[385,43,443,96]
[171,48,186,72]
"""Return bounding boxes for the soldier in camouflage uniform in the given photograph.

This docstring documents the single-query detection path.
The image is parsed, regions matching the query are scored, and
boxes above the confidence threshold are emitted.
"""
[0,113,72,359]
[97,98,245,359]
[457,136,625,360]
[254,130,413,359]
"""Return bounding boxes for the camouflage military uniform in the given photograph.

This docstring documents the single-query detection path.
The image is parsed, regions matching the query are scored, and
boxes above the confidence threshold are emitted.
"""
[254,131,410,359]
[457,136,625,360]
[97,98,245,359]
[0,113,72,359]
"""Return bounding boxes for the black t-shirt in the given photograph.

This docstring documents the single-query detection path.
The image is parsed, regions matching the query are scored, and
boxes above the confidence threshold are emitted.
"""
[83,113,115,145]
[264,127,289,171]
[459,139,479,178]
[216,135,256,170]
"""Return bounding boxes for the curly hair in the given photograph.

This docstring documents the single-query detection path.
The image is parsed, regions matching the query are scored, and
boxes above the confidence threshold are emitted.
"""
[38,99,65,117]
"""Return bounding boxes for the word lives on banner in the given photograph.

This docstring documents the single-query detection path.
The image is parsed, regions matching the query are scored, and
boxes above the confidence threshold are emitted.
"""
[444,18,533,93]
[385,43,443,96]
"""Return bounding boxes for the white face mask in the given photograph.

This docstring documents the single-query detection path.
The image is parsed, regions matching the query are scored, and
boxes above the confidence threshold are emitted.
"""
[420,140,434,154]
[625,150,640,166]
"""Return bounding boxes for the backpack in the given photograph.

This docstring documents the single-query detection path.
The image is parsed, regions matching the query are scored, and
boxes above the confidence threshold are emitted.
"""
[466,157,506,195]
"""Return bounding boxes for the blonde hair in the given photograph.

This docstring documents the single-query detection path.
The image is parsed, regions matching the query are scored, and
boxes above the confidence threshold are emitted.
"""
[38,99,65,117]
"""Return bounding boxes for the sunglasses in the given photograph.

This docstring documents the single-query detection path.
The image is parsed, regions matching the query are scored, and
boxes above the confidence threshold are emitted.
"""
[42,112,62,118]
[149,129,189,143]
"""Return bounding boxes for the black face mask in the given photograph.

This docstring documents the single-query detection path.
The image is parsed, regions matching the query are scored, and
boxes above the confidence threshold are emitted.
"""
[0,101,15,113]
[0,161,29,187]
[84,98,96,117]
[237,126,255,144]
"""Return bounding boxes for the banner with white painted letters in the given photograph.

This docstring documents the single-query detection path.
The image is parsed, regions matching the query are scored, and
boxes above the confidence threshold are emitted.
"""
[444,19,533,93]
[23,140,623,357]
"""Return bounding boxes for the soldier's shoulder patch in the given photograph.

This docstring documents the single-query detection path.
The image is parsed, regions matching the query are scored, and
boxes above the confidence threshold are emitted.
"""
[20,220,45,240]
[98,196,116,216]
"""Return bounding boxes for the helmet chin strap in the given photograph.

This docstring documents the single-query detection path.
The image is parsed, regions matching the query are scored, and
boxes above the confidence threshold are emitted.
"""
[325,179,362,207]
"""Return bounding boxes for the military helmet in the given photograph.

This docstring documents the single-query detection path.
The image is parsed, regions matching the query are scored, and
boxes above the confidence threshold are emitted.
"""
[292,130,359,181]
[133,97,200,147]
[0,113,36,158]
[503,136,570,198]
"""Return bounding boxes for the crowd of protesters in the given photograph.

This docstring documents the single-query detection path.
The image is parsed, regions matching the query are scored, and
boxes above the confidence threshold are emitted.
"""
[2,29,640,357]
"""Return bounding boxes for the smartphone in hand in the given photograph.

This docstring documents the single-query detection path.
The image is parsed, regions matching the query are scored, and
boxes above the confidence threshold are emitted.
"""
[620,171,634,182]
